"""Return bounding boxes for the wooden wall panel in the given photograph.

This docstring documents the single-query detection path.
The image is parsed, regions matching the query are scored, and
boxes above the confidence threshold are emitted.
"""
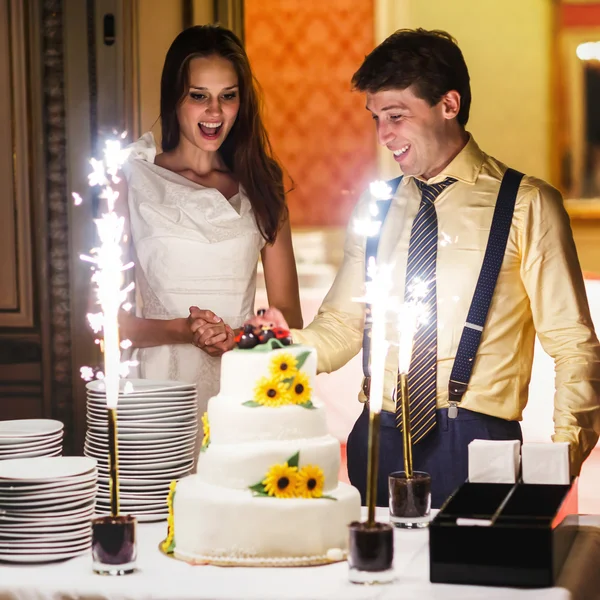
[0,0,34,327]
[244,0,376,227]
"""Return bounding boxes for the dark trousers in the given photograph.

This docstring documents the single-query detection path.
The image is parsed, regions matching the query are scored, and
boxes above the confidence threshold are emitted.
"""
[346,407,523,509]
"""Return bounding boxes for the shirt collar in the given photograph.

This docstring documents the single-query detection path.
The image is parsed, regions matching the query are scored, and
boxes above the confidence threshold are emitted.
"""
[400,134,484,187]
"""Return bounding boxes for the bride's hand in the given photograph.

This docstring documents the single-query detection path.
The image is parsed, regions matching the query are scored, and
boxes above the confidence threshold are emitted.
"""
[188,307,234,357]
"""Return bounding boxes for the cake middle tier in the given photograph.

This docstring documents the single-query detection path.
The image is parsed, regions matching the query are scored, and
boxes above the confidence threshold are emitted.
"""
[197,435,341,493]
[208,396,329,443]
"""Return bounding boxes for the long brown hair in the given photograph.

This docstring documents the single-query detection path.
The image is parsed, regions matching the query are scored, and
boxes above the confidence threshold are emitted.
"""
[160,25,286,243]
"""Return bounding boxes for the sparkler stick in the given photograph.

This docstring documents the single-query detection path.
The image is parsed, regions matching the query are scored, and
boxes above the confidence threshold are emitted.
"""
[355,181,393,527]
[77,133,134,517]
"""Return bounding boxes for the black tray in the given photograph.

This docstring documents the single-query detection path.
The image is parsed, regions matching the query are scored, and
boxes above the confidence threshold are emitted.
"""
[429,478,579,588]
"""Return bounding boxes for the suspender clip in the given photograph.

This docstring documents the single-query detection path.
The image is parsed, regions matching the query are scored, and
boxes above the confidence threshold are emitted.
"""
[448,379,468,403]
[362,376,371,399]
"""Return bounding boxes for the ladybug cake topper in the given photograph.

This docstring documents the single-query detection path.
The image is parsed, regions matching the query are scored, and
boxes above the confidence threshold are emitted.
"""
[234,311,292,350]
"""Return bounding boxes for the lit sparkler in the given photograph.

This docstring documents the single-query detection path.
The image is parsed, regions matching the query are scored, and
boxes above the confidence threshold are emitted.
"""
[75,132,132,517]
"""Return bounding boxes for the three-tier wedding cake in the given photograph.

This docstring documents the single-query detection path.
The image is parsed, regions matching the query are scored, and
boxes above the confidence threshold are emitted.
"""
[164,340,361,565]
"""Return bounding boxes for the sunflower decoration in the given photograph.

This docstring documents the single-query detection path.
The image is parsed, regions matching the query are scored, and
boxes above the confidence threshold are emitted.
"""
[289,370,313,407]
[261,463,299,498]
[245,376,291,408]
[296,465,325,498]
[160,480,178,554]
[269,352,298,381]
[200,412,210,452]
[249,452,336,500]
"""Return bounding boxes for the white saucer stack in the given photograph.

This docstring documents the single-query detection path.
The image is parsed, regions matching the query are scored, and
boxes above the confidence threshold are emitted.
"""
[84,379,198,522]
[0,419,64,461]
[0,456,97,563]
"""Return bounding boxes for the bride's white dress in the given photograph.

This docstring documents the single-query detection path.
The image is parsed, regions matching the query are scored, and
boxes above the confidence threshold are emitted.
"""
[122,132,264,441]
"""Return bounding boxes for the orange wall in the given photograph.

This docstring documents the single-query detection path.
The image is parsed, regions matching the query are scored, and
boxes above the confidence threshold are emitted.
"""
[245,0,376,227]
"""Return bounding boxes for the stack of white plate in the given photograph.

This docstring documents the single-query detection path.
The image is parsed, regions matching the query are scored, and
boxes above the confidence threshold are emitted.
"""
[0,419,64,460]
[0,456,97,563]
[84,379,197,522]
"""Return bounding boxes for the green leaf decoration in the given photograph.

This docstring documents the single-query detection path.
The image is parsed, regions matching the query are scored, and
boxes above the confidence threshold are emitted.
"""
[295,351,311,370]
[298,400,316,410]
[287,451,300,469]
[200,440,210,452]
[281,377,295,388]
[249,482,267,495]
[240,338,285,353]
[320,495,338,501]
[165,537,176,553]
[243,401,262,407]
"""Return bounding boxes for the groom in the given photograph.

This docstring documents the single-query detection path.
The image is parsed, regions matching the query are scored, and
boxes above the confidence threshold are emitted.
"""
[243,29,600,508]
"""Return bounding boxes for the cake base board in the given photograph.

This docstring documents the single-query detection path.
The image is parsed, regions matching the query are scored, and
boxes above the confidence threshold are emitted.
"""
[159,541,347,567]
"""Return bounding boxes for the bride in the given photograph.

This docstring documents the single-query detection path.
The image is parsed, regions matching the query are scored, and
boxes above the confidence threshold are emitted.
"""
[119,25,302,451]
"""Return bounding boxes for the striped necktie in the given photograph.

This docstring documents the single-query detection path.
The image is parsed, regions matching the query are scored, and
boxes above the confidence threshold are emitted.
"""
[396,177,457,443]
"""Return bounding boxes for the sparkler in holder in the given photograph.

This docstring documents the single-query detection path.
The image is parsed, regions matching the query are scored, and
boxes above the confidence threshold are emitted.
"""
[355,180,394,527]
[348,181,396,585]
[77,133,134,518]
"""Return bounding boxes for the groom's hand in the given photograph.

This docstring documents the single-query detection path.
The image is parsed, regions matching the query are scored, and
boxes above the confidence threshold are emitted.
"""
[245,307,289,331]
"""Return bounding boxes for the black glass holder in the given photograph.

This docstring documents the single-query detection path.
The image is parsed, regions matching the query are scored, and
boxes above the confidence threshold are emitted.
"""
[389,470,432,528]
[92,514,137,576]
[348,521,395,584]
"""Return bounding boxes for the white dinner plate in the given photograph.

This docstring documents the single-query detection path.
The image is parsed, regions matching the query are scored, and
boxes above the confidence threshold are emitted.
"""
[87,402,197,414]
[84,433,196,451]
[84,438,195,454]
[0,521,90,535]
[0,506,94,524]
[87,379,195,395]
[0,457,96,481]
[0,538,91,554]
[0,489,96,505]
[0,473,97,494]
[0,440,63,455]
[0,534,91,549]
[0,545,90,563]
[0,433,63,452]
[0,420,64,440]
[88,429,197,442]
[86,411,197,425]
[86,449,193,465]
[0,448,62,461]
[97,479,172,493]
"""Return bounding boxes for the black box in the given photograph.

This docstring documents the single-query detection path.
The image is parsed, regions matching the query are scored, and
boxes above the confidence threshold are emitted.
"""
[429,479,579,588]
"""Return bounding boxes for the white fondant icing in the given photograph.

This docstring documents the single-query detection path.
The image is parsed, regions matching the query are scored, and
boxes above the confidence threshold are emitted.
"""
[197,435,341,492]
[173,477,361,559]
[208,396,328,444]
[219,345,317,401]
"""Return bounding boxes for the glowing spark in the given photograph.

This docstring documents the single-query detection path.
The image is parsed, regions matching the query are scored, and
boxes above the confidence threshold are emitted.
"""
[440,231,453,247]
[76,137,133,409]
[122,302,133,312]
[72,192,83,206]
[123,381,134,395]
[369,180,393,201]
[80,366,94,381]
[120,339,132,350]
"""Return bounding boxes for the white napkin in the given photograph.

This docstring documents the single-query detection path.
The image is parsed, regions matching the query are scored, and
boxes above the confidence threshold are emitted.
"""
[468,439,521,483]
[521,442,570,485]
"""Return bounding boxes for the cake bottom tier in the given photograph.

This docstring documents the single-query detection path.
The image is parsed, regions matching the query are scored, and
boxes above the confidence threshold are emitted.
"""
[172,476,361,562]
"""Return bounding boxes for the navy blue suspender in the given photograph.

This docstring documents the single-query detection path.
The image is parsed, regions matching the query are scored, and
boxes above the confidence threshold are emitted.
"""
[361,168,524,410]
[447,168,524,410]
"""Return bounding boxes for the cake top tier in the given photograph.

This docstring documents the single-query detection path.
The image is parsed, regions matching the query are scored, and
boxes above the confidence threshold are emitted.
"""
[219,342,317,407]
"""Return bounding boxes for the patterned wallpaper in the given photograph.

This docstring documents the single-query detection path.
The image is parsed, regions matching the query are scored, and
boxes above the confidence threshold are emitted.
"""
[245,0,376,227]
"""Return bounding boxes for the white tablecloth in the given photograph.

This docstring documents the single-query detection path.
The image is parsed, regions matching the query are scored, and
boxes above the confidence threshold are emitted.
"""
[3,509,600,600]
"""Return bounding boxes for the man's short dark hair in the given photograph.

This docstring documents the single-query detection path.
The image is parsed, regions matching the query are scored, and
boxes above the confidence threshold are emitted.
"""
[352,29,471,127]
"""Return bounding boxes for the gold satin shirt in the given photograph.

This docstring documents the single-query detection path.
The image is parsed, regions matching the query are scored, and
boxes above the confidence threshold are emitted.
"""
[292,136,600,475]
